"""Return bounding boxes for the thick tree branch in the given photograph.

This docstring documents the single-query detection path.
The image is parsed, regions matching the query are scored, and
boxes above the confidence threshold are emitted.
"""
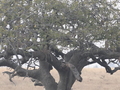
[66,62,82,82]
[90,54,113,74]
[0,58,57,90]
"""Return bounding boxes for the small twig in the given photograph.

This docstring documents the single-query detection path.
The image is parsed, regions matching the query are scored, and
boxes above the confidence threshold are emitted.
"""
[7,39,21,65]
[3,71,16,85]
[23,54,34,80]
[33,60,40,68]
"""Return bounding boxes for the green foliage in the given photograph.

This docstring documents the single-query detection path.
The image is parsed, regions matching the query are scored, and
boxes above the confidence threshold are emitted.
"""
[0,0,120,51]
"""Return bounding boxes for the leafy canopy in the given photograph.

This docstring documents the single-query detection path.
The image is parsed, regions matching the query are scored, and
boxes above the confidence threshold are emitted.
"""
[0,0,120,51]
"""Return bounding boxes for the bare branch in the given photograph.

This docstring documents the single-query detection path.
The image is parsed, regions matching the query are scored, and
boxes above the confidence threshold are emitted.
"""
[112,67,120,73]
[3,71,16,85]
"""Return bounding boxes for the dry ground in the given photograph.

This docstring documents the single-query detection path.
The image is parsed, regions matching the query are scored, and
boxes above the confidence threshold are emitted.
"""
[0,67,120,90]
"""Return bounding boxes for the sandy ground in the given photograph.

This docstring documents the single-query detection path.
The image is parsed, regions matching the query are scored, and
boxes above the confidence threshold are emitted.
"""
[0,67,120,90]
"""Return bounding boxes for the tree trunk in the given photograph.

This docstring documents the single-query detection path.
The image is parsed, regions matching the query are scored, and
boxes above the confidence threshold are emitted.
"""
[39,61,57,90]
[57,69,78,90]
[58,51,89,90]
[57,70,69,90]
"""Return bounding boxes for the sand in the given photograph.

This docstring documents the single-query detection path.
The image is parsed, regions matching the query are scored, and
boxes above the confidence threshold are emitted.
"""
[0,67,120,90]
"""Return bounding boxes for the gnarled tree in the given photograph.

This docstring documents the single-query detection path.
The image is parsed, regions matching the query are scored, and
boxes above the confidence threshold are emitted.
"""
[0,0,120,90]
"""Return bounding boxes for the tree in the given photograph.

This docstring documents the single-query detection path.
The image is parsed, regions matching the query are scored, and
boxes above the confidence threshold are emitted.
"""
[0,0,120,90]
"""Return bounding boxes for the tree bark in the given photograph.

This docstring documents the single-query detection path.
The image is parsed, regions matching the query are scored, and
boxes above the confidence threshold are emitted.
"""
[39,61,57,90]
